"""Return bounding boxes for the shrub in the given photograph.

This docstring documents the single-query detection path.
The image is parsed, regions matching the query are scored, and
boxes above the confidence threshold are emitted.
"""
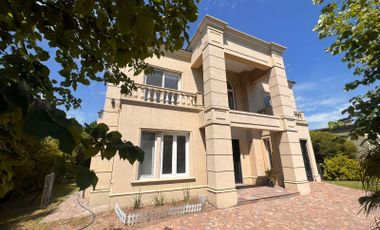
[265,168,278,186]
[183,186,191,204]
[132,190,142,209]
[310,131,358,163]
[323,154,361,181]
[152,191,165,206]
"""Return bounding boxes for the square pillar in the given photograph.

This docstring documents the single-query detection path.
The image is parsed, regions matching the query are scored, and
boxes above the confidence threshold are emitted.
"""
[269,50,311,195]
[202,26,237,208]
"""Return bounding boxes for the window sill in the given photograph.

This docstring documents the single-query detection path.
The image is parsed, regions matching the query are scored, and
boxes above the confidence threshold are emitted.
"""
[131,177,196,186]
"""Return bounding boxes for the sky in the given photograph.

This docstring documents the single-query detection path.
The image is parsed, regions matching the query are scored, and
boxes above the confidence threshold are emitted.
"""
[64,0,368,129]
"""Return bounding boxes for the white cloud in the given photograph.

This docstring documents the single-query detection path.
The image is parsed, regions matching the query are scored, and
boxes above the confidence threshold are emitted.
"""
[294,82,317,91]
[306,103,350,129]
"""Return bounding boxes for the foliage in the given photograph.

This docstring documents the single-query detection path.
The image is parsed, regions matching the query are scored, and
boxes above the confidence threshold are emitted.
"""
[323,154,361,181]
[183,186,191,204]
[310,131,358,163]
[152,191,165,206]
[132,190,142,209]
[265,168,278,187]
[0,0,199,197]
[358,145,380,215]
[314,0,379,214]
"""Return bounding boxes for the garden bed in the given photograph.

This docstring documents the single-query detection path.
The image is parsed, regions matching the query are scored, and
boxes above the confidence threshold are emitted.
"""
[115,197,206,225]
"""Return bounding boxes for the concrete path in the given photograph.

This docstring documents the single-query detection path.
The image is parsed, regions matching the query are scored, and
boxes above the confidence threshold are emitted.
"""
[41,191,108,223]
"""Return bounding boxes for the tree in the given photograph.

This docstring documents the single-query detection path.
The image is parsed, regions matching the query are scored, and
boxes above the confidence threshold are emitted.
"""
[313,0,379,215]
[310,131,357,163]
[0,0,199,197]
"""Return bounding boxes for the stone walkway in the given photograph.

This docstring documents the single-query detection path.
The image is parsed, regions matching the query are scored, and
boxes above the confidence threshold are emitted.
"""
[41,191,108,223]
[44,182,379,229]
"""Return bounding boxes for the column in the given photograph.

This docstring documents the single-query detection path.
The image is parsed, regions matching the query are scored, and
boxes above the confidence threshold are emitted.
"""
[202,27,237,208]
[268,47,311,194]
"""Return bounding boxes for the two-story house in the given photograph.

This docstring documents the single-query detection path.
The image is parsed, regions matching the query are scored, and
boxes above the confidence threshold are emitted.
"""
[88,15,321,209]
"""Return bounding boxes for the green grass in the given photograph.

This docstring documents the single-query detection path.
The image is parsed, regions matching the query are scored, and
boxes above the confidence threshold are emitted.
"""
[0,181,78,229]
[326,180,363,190]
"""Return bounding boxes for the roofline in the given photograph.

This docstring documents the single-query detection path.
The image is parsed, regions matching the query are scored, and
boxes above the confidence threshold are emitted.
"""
[186,15,286,54]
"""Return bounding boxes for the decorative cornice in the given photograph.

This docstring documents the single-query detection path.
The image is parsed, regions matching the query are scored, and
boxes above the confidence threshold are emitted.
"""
[165,49,192,62]
[186,15,287,56]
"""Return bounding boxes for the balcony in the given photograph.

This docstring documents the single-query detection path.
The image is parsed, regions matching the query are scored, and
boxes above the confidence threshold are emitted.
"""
[229,110,282,131]
[122,83,203,110]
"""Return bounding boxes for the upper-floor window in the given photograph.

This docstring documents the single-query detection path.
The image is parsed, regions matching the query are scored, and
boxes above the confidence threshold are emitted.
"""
[145,69,180,90]
[262,93,272,108]
[227,81,236,110]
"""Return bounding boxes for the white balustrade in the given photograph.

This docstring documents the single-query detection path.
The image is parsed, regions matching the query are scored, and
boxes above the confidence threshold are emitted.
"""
[294,111,305,121]
[123,84,200,109]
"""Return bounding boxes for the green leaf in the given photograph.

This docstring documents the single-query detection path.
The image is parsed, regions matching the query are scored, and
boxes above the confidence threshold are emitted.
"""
[75,165,98,190]
[74,0,95,17]
[134,7,154,41]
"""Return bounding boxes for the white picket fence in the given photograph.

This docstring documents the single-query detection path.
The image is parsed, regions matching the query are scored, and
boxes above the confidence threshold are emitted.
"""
[169,203,202,216]
[114,202,203,226]
[114,202,126,225]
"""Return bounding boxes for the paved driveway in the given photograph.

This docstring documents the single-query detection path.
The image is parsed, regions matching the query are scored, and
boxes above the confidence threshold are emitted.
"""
[51,182,378,230]
[136,182,377,230]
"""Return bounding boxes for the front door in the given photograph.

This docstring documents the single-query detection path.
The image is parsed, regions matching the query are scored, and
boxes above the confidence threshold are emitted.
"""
[232,139,243,184]
[300,140,313,181]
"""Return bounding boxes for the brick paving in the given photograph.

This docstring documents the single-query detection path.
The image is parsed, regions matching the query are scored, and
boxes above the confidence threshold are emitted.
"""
[45,182,379,229]
[237,185,299,204]
[137,182,377,230]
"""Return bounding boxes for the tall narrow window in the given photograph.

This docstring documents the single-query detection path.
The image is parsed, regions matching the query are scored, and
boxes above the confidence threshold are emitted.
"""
[161,134,188,176]
[227,81,236,110]
[139,132,156,178]
[162,135,173,174]
[176,135,186,173]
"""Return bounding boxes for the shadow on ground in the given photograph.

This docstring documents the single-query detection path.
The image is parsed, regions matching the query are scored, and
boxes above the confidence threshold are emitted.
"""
[0,181,77,229]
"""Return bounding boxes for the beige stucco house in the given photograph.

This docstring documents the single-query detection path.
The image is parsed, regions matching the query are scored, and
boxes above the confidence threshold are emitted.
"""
[88,15,321,209]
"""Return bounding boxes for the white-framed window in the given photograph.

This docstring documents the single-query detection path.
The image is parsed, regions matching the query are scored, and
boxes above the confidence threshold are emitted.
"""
[138,132,157,178]
[227,81,236,110]
[161,133,189,177]
[138,131,189,179]
[144,69,181,90]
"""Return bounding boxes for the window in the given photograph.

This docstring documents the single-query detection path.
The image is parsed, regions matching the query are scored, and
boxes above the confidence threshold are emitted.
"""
[145,69,180,89]
[138,131,189,179]
[227,81,236,110]
[262,93,272,108]
[139,132,156,178]
[161,134,188,177]
[144,69,180,104]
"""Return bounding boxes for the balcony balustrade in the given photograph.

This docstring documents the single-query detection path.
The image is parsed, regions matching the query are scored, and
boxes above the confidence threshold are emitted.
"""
[122,83,202,109]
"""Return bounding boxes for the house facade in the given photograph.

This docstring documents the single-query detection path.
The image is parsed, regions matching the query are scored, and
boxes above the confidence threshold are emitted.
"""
[88,15,321,209]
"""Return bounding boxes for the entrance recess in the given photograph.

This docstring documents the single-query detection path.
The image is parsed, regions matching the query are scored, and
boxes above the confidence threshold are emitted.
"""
[232,139,243,184]
[300,140,313,181]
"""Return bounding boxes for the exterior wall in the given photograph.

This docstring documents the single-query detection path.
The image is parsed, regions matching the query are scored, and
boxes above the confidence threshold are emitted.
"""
[89,15,321,209]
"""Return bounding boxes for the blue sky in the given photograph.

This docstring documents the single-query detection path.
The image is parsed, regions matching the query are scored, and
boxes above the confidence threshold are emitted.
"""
[64,0,367,129]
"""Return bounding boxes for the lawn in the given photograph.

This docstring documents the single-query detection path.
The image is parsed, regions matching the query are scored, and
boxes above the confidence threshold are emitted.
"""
[0,181,78,229]
[326,180,363,190]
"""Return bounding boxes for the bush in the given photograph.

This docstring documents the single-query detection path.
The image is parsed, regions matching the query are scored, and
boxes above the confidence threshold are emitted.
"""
[310,131,358,163]
[323,154,361,181]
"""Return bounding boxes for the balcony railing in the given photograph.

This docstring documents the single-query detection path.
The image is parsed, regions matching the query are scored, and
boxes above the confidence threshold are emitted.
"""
[122,83,202,109]
[294,111,305,121]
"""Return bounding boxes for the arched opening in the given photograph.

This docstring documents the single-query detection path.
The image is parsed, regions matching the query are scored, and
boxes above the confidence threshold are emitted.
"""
[227,81,236,110]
